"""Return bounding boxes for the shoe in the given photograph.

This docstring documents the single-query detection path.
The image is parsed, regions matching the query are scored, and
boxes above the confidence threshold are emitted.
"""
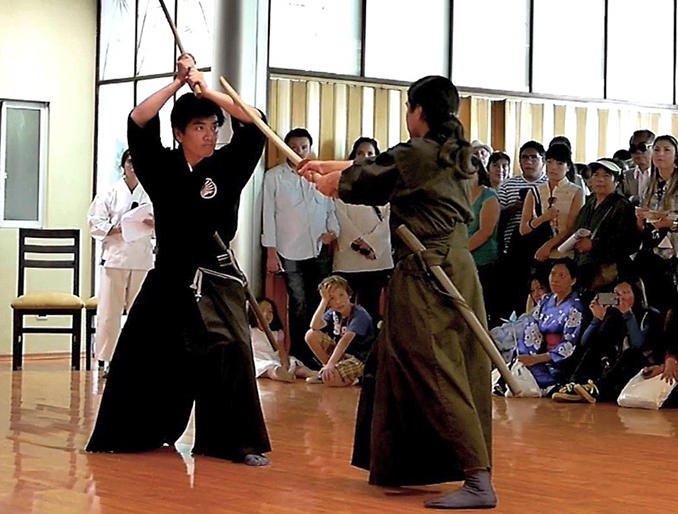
[552,383,585,403]
[573,380,599,404]
[305,374,323,384]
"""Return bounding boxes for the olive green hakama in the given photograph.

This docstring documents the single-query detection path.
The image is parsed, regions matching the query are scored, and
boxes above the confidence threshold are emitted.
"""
[341,138,492,487]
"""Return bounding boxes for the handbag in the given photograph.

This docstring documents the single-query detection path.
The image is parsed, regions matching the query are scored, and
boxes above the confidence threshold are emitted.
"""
[617,370,677,410]
[507,185,552,261]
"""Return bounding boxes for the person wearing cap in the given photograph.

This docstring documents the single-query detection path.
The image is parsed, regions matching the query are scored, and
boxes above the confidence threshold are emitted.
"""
[471,140,492,168]
[573,158,641,297]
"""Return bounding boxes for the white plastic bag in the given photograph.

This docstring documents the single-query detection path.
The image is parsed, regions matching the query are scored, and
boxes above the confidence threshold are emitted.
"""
[617,370,677,410]
[505,361,541,398]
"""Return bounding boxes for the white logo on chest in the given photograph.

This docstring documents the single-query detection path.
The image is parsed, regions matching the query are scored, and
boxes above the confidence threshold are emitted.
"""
[200,178,217,199]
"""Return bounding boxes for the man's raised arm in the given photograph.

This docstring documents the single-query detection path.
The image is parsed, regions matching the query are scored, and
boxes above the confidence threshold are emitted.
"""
[131,55,192,128]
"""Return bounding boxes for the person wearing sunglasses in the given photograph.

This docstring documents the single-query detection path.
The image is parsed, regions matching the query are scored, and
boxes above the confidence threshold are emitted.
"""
[620,129,655,205]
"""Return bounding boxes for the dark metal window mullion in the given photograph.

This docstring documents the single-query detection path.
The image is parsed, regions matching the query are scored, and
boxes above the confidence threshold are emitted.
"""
[448,0,454,80]
[603,0,608,100]
[527,0,534,93]
[360,0,367,78]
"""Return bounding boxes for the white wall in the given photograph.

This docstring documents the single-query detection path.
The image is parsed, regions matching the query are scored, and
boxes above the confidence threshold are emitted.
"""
[0,0,97,355]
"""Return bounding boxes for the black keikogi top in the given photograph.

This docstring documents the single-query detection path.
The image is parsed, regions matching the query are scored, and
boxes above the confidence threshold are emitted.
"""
[127,113,266,282]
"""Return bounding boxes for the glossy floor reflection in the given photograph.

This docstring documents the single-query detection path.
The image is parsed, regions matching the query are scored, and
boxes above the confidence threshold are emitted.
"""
[1,358,677,513]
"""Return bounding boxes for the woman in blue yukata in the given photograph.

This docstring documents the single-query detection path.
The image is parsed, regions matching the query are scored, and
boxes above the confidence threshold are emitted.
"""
[517,258,584,391]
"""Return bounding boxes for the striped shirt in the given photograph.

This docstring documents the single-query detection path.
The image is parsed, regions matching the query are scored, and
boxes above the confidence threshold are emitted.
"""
[498,174,547,252]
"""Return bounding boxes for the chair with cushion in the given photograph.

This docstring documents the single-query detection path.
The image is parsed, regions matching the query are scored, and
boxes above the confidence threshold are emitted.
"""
[11,229,84,370]
[84,296,98,371]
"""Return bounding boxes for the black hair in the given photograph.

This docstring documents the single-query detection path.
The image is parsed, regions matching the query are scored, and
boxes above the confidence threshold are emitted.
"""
[616,276,648,313]
[549,135,571,150]
[613,149,633,162]
[473,155,491,187]
[545,143,576,182]
[284,127,313,146]
[629,129,656,145]
[549,258,579,287]
[170,92,225,134]
[248,297,283,331]
[407,75,475,178]
[519,140,546,158]
[348,137,380,160]
[120,149,131,168]
[643,135,678,210]
[488,151,511,167]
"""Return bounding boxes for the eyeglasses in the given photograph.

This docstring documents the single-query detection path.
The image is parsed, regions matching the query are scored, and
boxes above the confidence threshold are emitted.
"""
[520,154,542,161]
[629,142,652,153]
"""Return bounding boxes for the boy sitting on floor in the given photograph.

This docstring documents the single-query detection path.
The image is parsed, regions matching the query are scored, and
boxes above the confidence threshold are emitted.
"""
[305,276,374,386]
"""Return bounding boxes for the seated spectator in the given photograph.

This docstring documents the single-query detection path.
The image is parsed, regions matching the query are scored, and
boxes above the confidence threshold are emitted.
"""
[471,139,492,168]
[519,143,584,264]
[487,151,511,190]
[333,137,393,329]
[491,274,550,364]
[620,129,655,205]
[644,297,678,382]
[248,298,315,382]
[305,276,374,387]
[469,158,500,327]
[497,140,547,317]
[574,158,641,297]
[552,278,664,403]
[517,259,584,390]
[579,164,593,193]
[634,134,678,314]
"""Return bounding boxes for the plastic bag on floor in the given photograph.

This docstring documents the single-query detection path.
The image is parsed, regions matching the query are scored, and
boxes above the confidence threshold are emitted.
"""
[505,361,541,398]
[617,370,677,410]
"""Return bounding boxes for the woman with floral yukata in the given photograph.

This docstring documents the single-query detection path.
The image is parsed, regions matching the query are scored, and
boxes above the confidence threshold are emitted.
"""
[517,258,584,391]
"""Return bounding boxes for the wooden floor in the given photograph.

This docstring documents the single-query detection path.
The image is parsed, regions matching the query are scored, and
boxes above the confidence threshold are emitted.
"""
[0,359,677,513]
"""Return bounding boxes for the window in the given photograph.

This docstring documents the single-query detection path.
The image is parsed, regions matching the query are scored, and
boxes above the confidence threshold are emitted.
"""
[532,0,604,98]
[0,101,48,228]
[365,0,449,82]
[269,0,362,75]
[607,0,675,104]
[452,0,529,92]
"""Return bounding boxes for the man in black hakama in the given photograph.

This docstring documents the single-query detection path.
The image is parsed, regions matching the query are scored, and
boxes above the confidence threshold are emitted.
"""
[87,57,271,465]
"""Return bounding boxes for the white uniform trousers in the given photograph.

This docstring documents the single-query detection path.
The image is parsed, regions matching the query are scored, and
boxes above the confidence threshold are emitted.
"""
[96,268,148,363]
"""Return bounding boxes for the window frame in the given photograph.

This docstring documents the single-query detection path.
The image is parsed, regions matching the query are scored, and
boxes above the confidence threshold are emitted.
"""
[0,100,49,229]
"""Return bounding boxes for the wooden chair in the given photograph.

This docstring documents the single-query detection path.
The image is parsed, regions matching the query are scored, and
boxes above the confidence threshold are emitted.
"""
[84,296,98,371]
[11,229,84,370]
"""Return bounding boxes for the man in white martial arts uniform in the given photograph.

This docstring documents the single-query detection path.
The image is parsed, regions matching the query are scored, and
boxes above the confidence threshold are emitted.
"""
[87,150,154,373]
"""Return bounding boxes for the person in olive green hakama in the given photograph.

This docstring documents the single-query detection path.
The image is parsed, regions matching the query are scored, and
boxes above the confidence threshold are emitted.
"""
[298,76,496,510]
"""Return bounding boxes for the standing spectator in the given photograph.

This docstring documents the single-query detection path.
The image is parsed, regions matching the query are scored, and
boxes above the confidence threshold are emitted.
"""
[471,139,493,168]
[621,129,655,205]
[469,158,500,327]
[519,143,583,263]
[487,151,511,191]
[262,128,340,366]
[497,141,547,317]
[87,150,154,375]
[574,159,641,297]
[333,137,393,328]
[498,141,547,253]
[635,134,678,313]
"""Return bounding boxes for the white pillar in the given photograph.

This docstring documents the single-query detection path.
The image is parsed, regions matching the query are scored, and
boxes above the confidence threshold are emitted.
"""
[212,0,269,295]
